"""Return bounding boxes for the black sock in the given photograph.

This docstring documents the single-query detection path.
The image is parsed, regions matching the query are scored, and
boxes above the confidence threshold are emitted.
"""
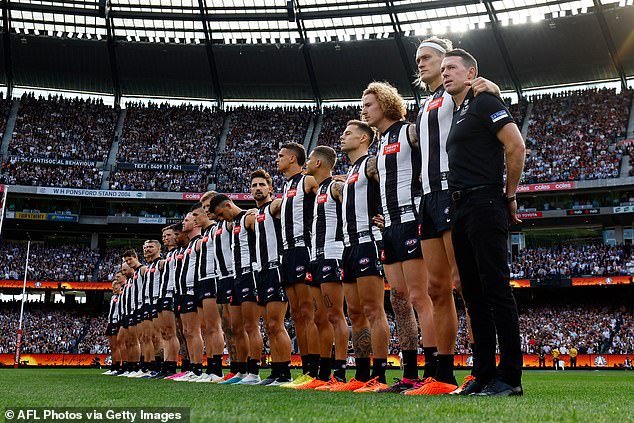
[122,361,128,372]
[301,355,309,375]
[164,361,176,374]
[318,357,331,381]
[281,361,292,379]
[333,359,346,381]
[230,361,238,374]
[110,362,116,371]
[435,354,456,384]
[135,361,141,372]
[155,356,163,372]
[355,357,371,382]
[181,359,190,373]
[212,355,223,377]
[308,354,320,378]
[371,358,388,383]
[192,363,203,376]
[402,349,419,380]
[206,356,212,374]
[423,346,438,379]
[236,361,248,374]
[247,358,260,376]
[269,362,280,379]
[140,357,147,372]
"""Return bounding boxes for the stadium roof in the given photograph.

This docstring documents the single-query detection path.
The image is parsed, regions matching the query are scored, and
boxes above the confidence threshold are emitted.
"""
[1,0,633,103]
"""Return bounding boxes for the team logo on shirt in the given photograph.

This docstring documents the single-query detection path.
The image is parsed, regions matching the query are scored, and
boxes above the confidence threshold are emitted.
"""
[257,214,266,223]
[149,268,156,273]
[202,236,209,242]
[359,257,370,265]
[347,173,359,184]
[444,207,450,215]
[286,188,297,198]
[216,228,223,236]
[317,194,328,204]
[322,266,332,272]
[234,226,241,234]
[177,254,184,260]
[242,287,250,293]
[383,143,401,155]
[427,97,444,111]
[296,266,305,272]
[113,298,118,303]
[186,248,192,255]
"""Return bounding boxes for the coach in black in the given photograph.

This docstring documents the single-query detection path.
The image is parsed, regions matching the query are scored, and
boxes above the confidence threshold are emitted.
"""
[442,48,525,396]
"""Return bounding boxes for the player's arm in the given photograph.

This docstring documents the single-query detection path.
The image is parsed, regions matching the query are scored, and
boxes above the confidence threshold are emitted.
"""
[497,123,526,224]
[195,238,203,253]
[330,181,344,203]
[269,198,282,219]
[304,174,319,194]
[407,122,419,148]
[467,77,501,98]
[139,265,148,277]
[158,259,165,272]
[365,156,379,183]
[245,211,256,230]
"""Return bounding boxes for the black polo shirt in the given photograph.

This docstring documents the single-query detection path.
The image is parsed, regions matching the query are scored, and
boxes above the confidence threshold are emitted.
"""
[446,90,515,191]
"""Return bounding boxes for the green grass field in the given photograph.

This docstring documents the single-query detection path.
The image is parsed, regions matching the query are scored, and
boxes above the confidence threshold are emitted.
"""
[0,369,632,422]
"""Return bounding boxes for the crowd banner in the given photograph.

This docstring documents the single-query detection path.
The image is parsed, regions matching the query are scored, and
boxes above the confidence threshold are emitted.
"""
[1,354,631,369]
[516,182,575,193]
[10,156,98,167]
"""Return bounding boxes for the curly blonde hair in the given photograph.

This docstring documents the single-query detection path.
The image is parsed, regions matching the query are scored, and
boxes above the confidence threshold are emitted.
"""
[362,81,407,121]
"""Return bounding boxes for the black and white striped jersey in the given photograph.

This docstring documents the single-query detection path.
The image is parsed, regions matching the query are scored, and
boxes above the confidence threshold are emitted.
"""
[376,120,422,227]
[158,248,178,299]
[108,293,120,324]
[132,267,144,311]
[214,221,234,279]
[178,235,202,296]
[255,201,283,271]
[417,86,453,195]
[310,178,344,261]
[281,173,315,250]
[142,258,161,305]
[342,155,383,247]
[198,224,217,281]
[119,279,130,316]
[232,211,257,276]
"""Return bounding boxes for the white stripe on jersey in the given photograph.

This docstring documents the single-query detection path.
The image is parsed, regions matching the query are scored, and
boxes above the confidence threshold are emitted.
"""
[199,224,217,280]
[214,221,234,278]
[281,173,314,250]
[232,211,256,275]
[376,121,422,227]
[418,86,453,194]
[255,201,283,271]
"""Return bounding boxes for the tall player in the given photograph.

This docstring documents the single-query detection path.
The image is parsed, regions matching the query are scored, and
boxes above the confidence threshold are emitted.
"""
[275,143,321,386]
[202,192,240,380]
[361,82,436,389]
[338,121,392,393]
[139,239,162,377]
[103,274,123,375]
[191,202,225,382]
[247,170,293,385]
[209,194,264,385]
[155,224,181,378]
[408,37,501,396]
[297,145,357,392]
[172,212,205,381]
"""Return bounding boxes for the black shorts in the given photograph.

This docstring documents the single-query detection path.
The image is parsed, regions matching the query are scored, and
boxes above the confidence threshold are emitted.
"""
[151,302,159,319]
[158,296,174,313]
[342,242,384,282]
[143,303,152,321]
[134,310,143,325]
[197,277,217,305]
[216,277,234,305]
[419,191,452,240]
[231,272,258,306]
[177,294,198,314]
[307,258,343,286]
[281,247,310,286]
[256,268,287,305]
[127,315,136,327]
[105,323,119,336]
[381,221,422,265]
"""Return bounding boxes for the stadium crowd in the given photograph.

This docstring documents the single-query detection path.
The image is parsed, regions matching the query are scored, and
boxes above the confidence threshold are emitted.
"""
[509,244,634,279]
[213,106,313,193]
[10,94,117,161]
[0,162,102,189]
[523,88,632,184]
[0,242,100,282]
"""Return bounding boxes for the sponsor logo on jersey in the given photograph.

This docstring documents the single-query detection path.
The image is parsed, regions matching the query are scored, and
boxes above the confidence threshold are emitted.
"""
[347,173,359,184]
[234,226,241,234]
[257,213,266,223]
[427,97,444,111]
[383,142,401,155]
[317,194,328,204]
[177,254,184,260]
[186,248,192,255]
[405,238,418,247]
[216,227,223,236]
[359,257,370,265]
[286,188,297,198]
[381,250,386,261]
[202,236,209,242]
[490,110,509,123]
[149,268,156,273]
[305,272,313,281]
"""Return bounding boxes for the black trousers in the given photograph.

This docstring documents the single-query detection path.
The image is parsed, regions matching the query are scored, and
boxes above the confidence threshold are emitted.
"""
[451,192,523,387]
